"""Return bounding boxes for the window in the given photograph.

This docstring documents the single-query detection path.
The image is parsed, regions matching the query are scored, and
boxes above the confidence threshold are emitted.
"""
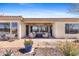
[65,24,79,34]
[0,22,18,38]
[31,26,48,32]
[0,23,10,35]
[40,26,48,32]
[31,26,39,32]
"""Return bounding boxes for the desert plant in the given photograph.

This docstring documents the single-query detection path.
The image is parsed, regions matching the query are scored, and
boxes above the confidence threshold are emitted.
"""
[24,40,33,46]
[73,39,79,43]
[57,40,79,56]
[3,49,13,56]
[43,41,50,48]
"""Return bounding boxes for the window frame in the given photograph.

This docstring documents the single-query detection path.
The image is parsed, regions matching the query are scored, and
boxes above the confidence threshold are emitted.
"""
[0,22,10,34]
[65,23,79,34]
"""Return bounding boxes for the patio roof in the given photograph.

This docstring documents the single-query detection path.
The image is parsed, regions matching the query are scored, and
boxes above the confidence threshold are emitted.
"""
[0,16,79,22]
[23,18,79,22]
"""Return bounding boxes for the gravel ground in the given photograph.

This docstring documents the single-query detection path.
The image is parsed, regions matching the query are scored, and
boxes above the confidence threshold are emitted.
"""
[0,47,63,56]
[33,48,63,56]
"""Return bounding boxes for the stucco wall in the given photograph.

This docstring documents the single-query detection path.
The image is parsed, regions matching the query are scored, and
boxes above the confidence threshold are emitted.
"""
[21,23,26,38]
[20,21,79,39]
[1,18,79,39]
[54,22,79,39]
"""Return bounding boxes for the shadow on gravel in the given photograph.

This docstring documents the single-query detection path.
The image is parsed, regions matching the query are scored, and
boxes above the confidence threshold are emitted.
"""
[19,48,29,54]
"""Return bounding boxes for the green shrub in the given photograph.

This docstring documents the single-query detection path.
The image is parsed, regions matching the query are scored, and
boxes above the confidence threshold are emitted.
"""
[57,40,79,56]
[24,40,33,46]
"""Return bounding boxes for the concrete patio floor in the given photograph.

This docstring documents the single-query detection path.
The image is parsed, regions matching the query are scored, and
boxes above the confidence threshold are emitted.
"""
[0,39,76,48]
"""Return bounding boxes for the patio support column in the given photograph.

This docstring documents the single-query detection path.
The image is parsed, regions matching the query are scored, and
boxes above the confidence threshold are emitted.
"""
[48,26,50,33]
[48,26,50,37]
[10,22,12,35]
[52,24,53,37]
[18,22,21,39]
[29,25,30,34]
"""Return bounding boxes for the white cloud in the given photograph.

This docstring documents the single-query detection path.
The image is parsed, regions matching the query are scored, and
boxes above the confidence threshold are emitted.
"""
[22,10,79,18]
[1,9,79,18]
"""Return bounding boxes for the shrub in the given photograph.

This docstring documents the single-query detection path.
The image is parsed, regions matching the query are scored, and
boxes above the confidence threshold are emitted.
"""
[3,49,13,56]
[24,40,33,46]
[73,40,79,43]
[57,40,79,56]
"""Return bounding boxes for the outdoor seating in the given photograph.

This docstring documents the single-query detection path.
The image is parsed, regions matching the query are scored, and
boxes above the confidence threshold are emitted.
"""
[36,32,42,38]
[0,34,16,41]
[0,34,9,41]
[5,34,11,39]
[42,32,48,38]
[0,35,3,40]
[10,34,16,39]
[29,32,36,38]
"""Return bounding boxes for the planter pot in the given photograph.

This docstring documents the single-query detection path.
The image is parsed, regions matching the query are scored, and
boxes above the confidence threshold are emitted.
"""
[25,45,32,52]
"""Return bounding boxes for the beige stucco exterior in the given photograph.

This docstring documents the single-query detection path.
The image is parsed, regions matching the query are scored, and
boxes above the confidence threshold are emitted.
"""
[53,22,79,39]
[0,16,79,39]
[21,22,26,38]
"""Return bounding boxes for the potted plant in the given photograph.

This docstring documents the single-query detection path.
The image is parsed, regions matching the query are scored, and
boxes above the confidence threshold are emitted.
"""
[24,40,33,52]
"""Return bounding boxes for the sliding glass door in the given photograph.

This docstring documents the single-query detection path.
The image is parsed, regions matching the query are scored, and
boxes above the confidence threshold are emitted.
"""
[31,26,48,33]
[11,22,18,38]
[0,22,18,38]
[0,23,10,35]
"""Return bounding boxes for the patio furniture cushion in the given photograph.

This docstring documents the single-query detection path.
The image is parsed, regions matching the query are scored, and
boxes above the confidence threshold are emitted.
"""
[29,32,36,38]
[36,33,42,38]
[42,32,48,38]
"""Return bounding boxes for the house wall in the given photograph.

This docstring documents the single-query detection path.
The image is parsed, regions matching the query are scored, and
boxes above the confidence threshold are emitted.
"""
[52,23,55,37]
[54,22,79,39]
[22,20,79,39]
[1,17,79,39]
[21,22,26,38]
[1,20,79,39]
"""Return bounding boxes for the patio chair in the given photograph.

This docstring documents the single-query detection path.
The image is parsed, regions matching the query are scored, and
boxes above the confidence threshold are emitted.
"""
[0,35,3,40]
[42,32,48,38]
[10,34,16,39]
[36,32,42,38]
[5,34,11,39]
[1,34,9,41]
[29,32,36,38]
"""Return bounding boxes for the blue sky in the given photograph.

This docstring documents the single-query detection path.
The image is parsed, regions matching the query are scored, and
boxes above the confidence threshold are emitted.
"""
[0,3,79,18]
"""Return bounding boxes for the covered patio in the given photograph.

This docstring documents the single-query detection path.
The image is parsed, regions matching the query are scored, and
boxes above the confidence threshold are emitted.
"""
[22,18,55,39]
[25,23,53,38]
